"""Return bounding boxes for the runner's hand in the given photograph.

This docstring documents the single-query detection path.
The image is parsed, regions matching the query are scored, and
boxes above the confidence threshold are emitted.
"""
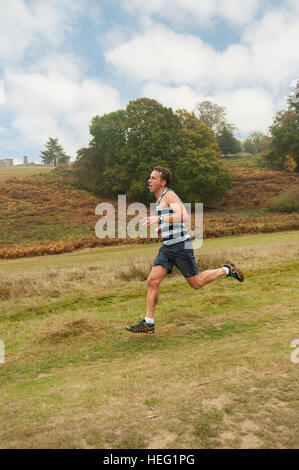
[142,216,159,226]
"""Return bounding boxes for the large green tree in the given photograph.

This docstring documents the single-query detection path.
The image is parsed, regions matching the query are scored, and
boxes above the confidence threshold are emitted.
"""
[195,100,237,136]
[121,98,182,201]
[74,98,232,204]
[243,131,272,154]
[216,126,242,157]
[40,138,70,166]
[75,110,127,193]
[75,98,182,201]
[175,110,232,203]
[268,110,299,169]
[267,83,299,170]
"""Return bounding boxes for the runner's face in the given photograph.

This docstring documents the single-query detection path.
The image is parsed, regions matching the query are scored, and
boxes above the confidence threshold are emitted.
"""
[148,171,165,192]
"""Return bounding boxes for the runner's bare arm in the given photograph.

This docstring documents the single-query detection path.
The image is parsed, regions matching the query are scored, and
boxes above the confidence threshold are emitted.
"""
[142,191,188,227]
[162,191,188,224]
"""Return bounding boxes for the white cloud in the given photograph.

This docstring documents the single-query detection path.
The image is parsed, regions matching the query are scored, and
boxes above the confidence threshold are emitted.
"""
[106,1,299,136]
[5,58,122,158]
[107,3,299,92]
[0,0,87,63]
[122,0,260,26]
[36,53,86,82]
[107,26,254,89]
[242,7,299,90]
[0,80,5,103]
[12,115,59,147]
[141,83,274,135]
[0,0,34,62]
[106,25,217,86]
[142,82,202,111]
[209,88,275,135]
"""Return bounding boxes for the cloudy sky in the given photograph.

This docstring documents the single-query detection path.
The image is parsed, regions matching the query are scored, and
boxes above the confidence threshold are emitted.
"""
[0,0,298,164]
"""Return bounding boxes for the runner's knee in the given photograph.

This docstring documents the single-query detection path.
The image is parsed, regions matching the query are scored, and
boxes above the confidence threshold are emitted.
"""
[192,284,201,290]
[147,276,161,290]
[190,280,204,290]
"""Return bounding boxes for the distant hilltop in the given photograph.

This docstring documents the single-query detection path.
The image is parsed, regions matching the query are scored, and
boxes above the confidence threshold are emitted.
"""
[0,156,54,167]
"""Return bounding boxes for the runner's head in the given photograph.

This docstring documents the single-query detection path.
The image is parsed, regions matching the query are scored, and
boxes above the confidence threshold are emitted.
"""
[148,166,172,193]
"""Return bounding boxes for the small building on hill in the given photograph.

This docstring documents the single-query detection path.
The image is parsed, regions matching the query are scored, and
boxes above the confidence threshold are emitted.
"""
[16,156,52,167]
[0,158,14,167]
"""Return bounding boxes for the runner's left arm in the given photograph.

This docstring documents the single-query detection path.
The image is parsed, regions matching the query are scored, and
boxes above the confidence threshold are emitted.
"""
[161,191,188,224]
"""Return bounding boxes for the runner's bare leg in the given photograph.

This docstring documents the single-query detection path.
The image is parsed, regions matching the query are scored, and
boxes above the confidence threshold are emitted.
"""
[146,265,169,320]
[186,268,227,289]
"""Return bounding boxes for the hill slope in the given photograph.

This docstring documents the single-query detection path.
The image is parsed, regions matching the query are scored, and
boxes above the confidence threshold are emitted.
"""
[0,158,298,258]
[216,156,299,210]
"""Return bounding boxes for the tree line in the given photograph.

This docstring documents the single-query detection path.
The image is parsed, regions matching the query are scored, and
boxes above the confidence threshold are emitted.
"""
[39,82,299,202]
[73,98,232,204]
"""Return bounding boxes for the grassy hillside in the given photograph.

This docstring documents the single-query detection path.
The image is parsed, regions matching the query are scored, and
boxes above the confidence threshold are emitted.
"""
[0,158,298,258]
[217,155,299,210]
[0,166,53,182]
[0,169,99,246]
[0,231,298,448]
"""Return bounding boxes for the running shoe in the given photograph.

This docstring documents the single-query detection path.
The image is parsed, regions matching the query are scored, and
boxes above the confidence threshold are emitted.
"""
[125,318,155,334]
[224,260,244,282]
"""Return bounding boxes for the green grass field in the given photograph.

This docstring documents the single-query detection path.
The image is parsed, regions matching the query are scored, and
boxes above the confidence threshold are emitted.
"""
[0,231,298,449]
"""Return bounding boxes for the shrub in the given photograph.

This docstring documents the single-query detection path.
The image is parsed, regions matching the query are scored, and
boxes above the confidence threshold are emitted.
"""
[284,155,297,173]
[269,186,299,213]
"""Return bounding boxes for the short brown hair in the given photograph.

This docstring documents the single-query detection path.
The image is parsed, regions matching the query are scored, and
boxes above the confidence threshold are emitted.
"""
[153,166,172,186]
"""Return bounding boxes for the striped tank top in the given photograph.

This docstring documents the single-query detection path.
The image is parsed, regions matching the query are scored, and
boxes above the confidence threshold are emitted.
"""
[156,188,190,246]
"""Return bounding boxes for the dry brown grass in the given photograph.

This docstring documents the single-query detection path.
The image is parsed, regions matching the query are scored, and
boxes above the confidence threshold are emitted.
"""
[217,161,299,209]
[0,166,53,182]
[2,321,298,449]
[1,162,299,259]
[1,232,298,449]
[0,240,297,304]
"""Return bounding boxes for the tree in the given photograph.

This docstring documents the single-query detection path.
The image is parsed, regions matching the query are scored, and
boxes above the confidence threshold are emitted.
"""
[74,110,127,193]
[40,138,70,166]
[121,98,182,201]
[243,131,272,154]
[267,82,299,170]
[74,98,233,204]
[216,126,242,157]
[195,100,237,136]
[175,110,232,203]
[243,138,257,154]
[75,99,182,201]
[268,110,299,169]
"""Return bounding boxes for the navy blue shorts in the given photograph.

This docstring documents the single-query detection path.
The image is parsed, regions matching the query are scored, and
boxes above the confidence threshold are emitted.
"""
[153,240,199,278]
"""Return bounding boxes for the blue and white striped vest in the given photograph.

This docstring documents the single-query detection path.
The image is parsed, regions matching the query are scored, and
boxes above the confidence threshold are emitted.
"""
[156,188,190,246]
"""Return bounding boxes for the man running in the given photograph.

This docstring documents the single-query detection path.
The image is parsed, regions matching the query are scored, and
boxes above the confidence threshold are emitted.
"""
[126,166,244,334]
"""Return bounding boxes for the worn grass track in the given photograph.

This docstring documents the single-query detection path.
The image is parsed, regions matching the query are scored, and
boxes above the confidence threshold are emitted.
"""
[0,231,298,449]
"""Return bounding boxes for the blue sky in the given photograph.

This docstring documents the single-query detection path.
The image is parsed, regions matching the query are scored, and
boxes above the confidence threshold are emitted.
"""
[0,0,298,164]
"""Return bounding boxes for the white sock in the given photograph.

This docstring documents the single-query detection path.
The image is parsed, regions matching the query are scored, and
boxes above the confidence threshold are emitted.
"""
[145,317,154,324]
[223,266,230,276]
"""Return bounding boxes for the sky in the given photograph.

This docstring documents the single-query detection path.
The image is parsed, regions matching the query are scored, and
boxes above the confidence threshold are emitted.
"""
[0,0,299,164]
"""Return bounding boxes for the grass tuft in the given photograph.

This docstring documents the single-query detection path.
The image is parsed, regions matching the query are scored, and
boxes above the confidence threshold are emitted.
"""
[0,284,11,300]
[269,186,299,213]
[116,257,154,281]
